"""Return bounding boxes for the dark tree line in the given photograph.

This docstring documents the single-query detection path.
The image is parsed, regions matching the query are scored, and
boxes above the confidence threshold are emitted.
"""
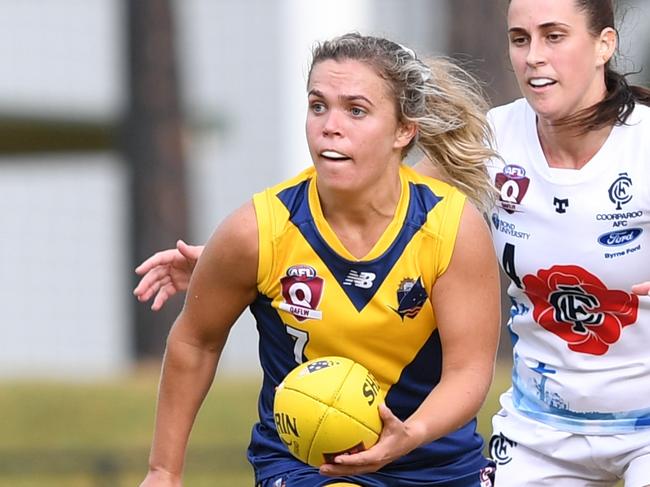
[124,0,188,357]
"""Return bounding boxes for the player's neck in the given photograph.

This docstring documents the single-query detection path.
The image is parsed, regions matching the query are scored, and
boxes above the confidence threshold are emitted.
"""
[537,120,613,170]
[320,182,401,260]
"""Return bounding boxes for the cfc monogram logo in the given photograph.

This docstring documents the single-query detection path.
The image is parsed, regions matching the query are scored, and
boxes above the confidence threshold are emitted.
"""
[548,285,603,334]
[489,433,517,466]
[523,265,639,355]
[608,172,633,210]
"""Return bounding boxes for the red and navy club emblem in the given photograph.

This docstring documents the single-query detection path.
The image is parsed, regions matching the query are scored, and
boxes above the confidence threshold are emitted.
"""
[279,265,324,321]
[392,277,428,320]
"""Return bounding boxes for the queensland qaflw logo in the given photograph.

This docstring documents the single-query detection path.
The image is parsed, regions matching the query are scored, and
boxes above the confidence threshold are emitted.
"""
[495,164,530,214]
[279,265,323,321]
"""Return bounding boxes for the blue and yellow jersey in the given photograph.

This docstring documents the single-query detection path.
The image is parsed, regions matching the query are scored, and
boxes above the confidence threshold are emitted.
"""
[247,165,488,484]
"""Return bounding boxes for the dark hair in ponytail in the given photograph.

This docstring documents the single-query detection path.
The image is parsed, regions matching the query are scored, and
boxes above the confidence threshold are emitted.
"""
[557,0,650,133]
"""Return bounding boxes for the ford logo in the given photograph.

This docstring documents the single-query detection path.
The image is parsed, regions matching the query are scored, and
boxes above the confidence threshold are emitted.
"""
[597,228,643,247]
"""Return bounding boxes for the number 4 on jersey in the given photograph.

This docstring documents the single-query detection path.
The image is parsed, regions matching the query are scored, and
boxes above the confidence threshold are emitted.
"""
[502,243,522,289]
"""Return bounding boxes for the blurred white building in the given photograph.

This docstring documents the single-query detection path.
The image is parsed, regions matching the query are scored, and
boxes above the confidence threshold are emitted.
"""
[0,0,647,378]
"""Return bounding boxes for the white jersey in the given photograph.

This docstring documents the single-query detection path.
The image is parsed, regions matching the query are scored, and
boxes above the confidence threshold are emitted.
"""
[488,98,650,434]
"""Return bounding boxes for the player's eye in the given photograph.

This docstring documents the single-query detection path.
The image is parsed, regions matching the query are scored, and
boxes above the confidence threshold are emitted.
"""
[310,102,326,114]
[509,35,528,46]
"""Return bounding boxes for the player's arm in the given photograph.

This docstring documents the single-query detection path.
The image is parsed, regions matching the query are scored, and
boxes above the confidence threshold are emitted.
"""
[404,200,500,441]
[139,202,258,487]
[321,201,500,476]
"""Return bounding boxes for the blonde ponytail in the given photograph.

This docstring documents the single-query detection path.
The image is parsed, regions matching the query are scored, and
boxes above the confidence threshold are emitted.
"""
[406,58,498,213]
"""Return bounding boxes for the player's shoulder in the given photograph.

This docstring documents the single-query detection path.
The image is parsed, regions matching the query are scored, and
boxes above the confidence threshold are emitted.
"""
[401,164,462,200]
[628,101,650,127]
[487,98,529,130]
[215,201,258,250]
[265,166,315,194]
[253,166,315,218]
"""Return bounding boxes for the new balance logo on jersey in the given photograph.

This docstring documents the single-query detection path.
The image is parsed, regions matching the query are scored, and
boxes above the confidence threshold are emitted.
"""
[343,270,376,289]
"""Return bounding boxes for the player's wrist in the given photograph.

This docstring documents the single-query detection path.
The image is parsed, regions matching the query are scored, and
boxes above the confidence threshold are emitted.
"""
[403,417,431,449]
[146,463,183,482]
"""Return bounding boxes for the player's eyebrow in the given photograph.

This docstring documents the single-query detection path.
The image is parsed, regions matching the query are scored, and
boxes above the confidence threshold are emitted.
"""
[308,89,375,106]
[508,21,571,35]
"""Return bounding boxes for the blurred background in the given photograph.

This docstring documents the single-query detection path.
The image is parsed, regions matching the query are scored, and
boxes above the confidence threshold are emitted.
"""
[1,1,648,485]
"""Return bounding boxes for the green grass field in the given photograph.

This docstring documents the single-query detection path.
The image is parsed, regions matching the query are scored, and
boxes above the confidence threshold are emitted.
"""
[0,361,510,486]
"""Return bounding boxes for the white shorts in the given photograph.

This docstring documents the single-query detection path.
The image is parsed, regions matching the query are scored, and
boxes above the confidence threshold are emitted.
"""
[489,390,650,487]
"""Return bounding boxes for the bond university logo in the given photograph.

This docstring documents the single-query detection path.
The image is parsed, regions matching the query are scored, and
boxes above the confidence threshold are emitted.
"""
[279,265,323,321]
[494,164,530,214]
[523,265,639,355]
[491,213,531,240]
[391,277,428,320]
[608,172,633,210]
[343,269,376,289]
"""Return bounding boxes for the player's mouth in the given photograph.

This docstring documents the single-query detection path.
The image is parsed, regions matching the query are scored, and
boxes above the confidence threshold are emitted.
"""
[320,150,351,161]
[528,77,557,90]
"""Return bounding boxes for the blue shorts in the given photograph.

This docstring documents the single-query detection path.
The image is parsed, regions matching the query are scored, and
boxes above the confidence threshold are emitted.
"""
[257,462,496,487]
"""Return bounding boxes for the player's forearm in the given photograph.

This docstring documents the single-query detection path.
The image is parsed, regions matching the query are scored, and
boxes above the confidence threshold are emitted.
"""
[147,335,221,476]
[403,362,494,447]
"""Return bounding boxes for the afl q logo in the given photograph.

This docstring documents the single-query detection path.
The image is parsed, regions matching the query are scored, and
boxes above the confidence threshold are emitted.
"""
[608,172,633,210]
[279,265,324,321]
[495,165,530,214]
[500,180,520,203]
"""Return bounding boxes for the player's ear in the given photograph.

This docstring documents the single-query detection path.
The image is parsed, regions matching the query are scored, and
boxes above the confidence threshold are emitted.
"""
[596,27,617,66]
[395,121,417,149]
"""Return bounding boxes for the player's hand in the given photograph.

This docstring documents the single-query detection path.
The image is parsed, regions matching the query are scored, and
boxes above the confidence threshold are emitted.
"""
[133,240,204,311]
[319,403,418,476]
[139,469,182,487]
[632,282,650,296]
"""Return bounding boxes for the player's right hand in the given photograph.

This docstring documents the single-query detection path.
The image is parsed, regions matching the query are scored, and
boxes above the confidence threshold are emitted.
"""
[133,239,204,311]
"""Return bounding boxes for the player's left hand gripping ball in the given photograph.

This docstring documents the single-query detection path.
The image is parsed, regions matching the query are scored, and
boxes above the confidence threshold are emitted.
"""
[273,356,384,467]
